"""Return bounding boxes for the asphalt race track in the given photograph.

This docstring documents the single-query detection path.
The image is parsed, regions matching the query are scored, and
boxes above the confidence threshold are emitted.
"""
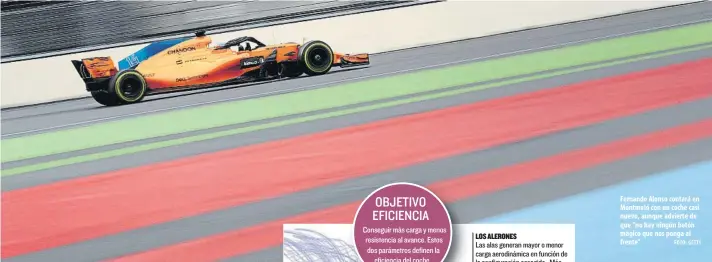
[2,2,712,261]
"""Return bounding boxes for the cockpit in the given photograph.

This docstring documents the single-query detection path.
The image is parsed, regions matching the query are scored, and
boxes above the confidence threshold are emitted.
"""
[212,36,266,52]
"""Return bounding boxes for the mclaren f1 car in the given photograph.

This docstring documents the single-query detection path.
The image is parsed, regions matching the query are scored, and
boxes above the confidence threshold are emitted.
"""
[72,31,370,106]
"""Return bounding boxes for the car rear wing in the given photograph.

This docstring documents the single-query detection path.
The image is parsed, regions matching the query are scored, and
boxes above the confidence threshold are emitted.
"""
[71,57,118,81]
[334,53,370,68]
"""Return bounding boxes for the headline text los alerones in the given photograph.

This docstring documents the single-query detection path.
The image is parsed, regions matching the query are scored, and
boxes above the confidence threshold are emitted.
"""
[372,197,430,221]
[473,232,569,260]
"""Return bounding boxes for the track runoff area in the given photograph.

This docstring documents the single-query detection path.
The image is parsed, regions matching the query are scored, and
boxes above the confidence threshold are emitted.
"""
[2,3,712,262]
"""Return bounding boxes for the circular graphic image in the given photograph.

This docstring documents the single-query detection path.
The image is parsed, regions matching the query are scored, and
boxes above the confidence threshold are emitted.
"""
[353,182,452,262]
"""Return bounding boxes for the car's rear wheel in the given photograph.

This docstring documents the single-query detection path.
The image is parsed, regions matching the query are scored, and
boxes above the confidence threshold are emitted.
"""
[298,40,333,76]
[100,69,148,106]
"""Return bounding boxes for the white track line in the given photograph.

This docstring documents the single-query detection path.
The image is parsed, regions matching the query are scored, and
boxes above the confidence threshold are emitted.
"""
[3,17,711,138]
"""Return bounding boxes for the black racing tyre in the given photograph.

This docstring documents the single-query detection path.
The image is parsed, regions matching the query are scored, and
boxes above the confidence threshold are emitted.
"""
[279,62,304,78]
[106,69,148,106]
[90,91,121,106]
[297,40,333,76]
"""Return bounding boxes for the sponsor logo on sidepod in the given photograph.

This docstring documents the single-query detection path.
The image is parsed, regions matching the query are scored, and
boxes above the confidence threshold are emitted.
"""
[167,46,196,55]
[240,57,264,68]
[176,74,208,82]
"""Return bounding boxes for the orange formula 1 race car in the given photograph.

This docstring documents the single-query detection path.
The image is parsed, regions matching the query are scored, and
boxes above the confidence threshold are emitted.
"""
[71,31,370,106]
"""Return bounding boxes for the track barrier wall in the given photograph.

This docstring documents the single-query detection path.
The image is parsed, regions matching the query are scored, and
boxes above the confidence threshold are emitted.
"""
[0,0,696,108]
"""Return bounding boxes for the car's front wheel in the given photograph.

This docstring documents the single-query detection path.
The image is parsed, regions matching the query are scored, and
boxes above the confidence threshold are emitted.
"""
[298,40,334,76]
